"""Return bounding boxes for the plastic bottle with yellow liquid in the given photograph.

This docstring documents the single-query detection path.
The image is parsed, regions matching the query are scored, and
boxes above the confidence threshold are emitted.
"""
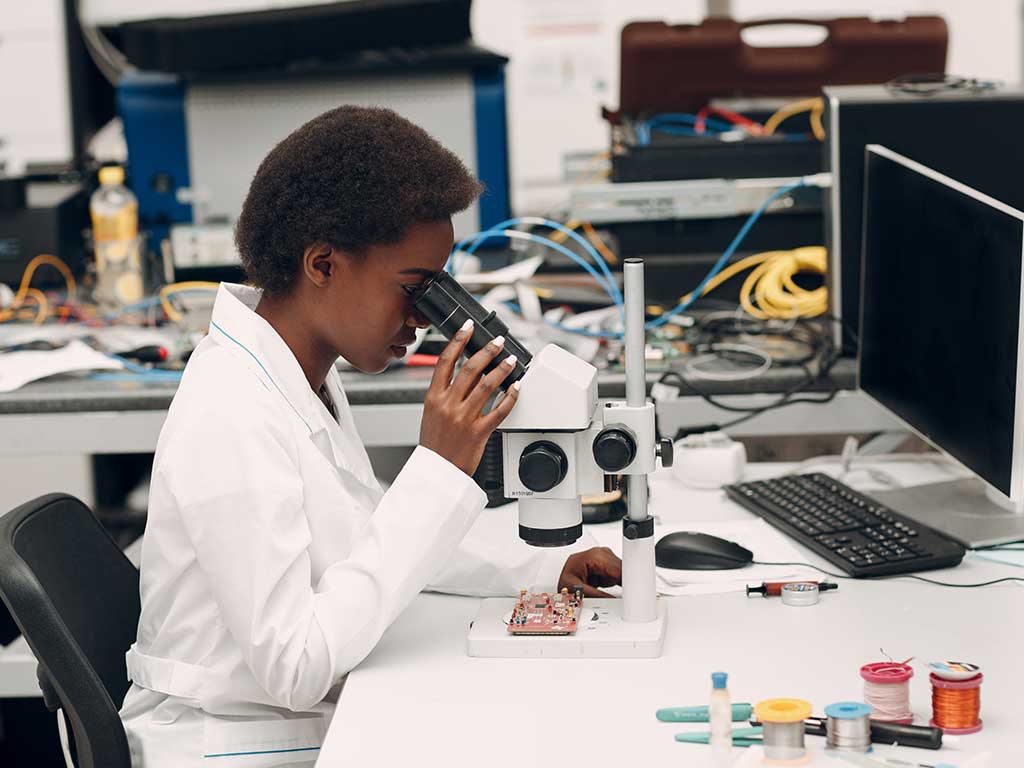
[90,166,143,310]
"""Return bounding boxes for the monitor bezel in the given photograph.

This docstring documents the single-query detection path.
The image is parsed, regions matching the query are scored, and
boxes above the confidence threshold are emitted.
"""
[857,144,1024,502]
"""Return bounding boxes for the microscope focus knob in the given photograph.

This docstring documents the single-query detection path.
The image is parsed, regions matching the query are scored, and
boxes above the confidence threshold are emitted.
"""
[623,522,641,540]
[657,438,674,468]
[593,427,636,472]
[518,441,568,493]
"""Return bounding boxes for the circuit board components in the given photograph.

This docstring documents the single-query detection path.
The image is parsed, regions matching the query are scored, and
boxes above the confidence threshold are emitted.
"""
[507,587,584,635]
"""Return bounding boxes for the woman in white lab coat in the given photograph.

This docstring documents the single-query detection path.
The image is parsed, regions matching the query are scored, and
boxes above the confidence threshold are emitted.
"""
[118,106,621,767]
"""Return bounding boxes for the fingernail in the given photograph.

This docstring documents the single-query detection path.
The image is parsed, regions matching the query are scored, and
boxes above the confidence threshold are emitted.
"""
[457,319,473,337]
[491,335,505,348]
[502,354,517,367]
[512,380,521,391]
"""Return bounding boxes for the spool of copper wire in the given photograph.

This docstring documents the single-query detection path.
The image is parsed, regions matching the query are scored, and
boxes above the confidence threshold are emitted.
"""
[930,672,983,734]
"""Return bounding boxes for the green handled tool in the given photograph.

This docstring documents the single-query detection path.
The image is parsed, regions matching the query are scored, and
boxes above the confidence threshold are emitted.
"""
[656,703,754,723]
[674,726,763,747]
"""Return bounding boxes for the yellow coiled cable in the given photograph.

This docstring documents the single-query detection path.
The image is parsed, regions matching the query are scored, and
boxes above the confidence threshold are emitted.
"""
[675,246,827,320]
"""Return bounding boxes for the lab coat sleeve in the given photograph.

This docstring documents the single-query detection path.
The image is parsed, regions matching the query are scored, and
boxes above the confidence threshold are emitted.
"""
[424,503,599,597]
[168,403,485,713]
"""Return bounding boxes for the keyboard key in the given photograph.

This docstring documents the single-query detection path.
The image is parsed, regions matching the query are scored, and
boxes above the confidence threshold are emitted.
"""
[818,535,850,550]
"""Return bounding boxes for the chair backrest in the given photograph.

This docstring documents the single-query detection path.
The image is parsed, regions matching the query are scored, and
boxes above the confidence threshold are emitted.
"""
[0,494,140,768]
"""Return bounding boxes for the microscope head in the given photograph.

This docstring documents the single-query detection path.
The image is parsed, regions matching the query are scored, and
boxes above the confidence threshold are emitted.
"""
[410,270,605,547]
[499,344,603,547]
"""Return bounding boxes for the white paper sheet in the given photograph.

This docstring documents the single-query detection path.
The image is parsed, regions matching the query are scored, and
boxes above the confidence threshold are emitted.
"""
[0,340,123,392]
[456,256,544,287]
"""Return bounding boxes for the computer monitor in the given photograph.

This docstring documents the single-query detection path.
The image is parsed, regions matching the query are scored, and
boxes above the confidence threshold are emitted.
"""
[859,145,1024,547]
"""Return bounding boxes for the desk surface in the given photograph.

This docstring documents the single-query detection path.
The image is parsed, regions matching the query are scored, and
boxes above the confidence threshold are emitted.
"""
[0,358,856,414]
[320,462,1024,767]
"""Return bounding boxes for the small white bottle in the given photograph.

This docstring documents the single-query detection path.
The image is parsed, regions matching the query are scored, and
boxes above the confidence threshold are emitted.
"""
[709,671,732,761]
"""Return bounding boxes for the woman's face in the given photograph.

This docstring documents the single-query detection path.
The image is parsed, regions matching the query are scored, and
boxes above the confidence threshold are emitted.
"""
[324,219,454,374]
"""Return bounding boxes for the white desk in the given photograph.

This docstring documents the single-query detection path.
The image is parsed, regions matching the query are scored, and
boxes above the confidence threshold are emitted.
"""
[319,463,1024,767]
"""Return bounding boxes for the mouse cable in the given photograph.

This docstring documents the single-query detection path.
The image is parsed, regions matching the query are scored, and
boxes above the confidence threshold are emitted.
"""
[752,560,1024,589]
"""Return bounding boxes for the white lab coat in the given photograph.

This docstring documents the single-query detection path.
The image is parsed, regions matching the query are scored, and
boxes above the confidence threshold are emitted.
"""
[119,284,584,767]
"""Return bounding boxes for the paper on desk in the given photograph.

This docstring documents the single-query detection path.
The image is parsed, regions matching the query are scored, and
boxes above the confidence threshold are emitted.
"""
[970,548,1024,569]
[588,518,820,596]
[0,340,123,392]
[455,256,544,287]
[0,325,181,356]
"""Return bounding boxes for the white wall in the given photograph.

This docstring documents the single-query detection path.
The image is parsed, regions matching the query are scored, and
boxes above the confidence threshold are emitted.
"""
[0,455,95,513]
[0,0,73,171]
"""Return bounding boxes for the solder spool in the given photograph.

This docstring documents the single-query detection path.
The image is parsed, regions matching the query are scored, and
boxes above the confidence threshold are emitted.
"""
[930,672,983,734]
[824,702,873,752]
[754,698,812,764]
[781,582,819,607]
[860,662,914,724]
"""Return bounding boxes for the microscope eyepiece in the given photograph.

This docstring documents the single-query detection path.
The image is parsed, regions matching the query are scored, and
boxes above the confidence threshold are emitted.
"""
[410,271,531,390]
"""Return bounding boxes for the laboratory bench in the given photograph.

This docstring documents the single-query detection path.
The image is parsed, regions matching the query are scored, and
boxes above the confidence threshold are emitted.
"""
[0,357,902,456]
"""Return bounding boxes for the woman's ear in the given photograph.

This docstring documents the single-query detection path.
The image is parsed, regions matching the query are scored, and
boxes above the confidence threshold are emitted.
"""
[302,243,336,287]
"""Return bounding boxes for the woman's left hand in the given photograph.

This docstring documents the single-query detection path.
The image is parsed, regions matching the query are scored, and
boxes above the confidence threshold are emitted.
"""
[557,547,622,597]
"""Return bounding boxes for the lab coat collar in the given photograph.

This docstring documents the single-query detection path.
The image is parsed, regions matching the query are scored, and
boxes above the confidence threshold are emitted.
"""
[208,283,354,473]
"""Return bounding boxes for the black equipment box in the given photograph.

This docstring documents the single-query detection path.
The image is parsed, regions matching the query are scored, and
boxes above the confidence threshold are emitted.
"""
[113,0,472,75]
[824,83,1024,353]
[0,180,89,287]
[611,132,823,184]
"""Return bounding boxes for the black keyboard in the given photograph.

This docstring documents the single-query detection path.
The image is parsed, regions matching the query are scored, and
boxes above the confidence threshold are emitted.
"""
[724,473,966,577]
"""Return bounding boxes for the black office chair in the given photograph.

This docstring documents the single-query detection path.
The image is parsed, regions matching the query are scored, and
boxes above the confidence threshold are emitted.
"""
[0,493,140,768]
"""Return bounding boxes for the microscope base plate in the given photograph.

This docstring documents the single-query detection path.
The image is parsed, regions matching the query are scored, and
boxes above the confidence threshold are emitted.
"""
[467,597,666,658]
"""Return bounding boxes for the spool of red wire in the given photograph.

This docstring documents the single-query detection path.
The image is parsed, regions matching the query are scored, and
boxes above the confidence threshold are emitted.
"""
[930,672,983,734]
[860,662,914,723]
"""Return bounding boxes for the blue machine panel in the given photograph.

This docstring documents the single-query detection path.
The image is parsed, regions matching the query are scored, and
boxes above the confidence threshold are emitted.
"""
[117,72,192,241]
[473,68,511,231]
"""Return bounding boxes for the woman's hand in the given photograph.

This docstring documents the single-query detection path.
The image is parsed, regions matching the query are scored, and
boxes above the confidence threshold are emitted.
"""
[558,547,623,597]
[419,320,520,475]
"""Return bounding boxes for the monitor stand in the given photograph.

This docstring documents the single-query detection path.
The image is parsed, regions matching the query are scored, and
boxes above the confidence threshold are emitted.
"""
[872,477,1024,548]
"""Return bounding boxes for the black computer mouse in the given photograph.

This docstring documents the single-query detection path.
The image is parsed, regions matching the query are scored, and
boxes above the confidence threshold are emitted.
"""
[655,531,754,570]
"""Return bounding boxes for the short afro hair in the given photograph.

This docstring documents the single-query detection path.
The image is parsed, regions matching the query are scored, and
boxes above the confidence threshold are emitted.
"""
[235,105,483,296]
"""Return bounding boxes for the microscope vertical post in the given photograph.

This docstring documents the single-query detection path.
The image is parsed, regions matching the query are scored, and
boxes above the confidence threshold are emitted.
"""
[621,259,658,623]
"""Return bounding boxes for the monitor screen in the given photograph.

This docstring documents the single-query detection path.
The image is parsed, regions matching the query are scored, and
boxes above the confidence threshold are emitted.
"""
[859,146,1024,498]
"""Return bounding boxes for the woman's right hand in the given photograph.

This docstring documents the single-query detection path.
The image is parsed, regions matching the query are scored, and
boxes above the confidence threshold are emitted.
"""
[419,320,521,475]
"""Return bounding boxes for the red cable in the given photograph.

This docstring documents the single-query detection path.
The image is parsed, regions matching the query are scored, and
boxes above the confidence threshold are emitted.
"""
[695,106,765,135]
